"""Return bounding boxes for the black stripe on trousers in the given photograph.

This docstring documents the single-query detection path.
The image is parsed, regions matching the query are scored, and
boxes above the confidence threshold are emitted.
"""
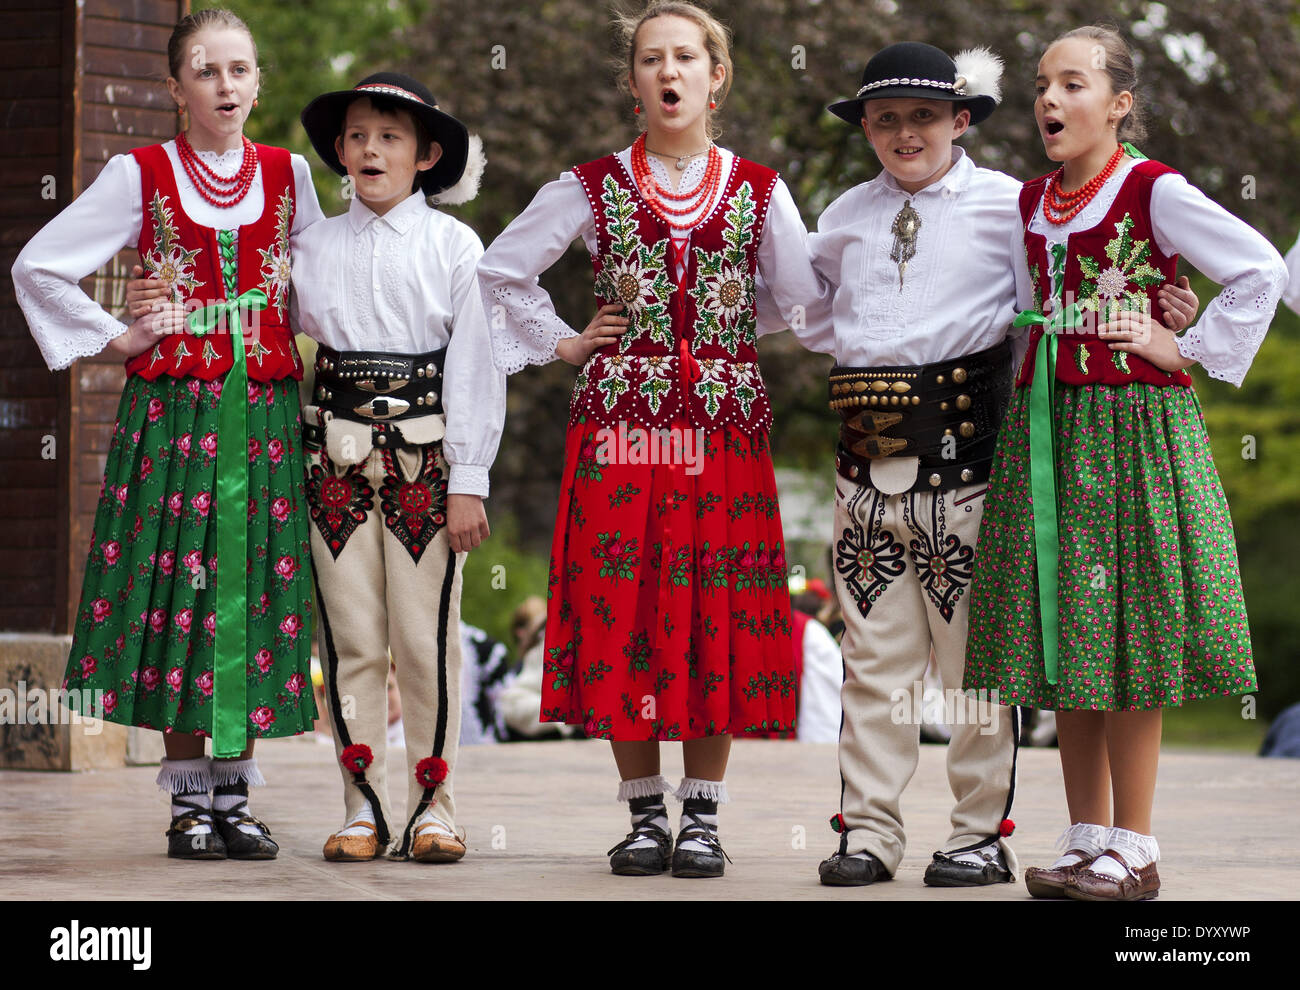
[312,558,392,847]
[943,703,1021,856]
[396,547,458,858]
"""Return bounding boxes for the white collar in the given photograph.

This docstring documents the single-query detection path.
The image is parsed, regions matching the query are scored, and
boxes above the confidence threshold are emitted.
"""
[347,190,427,234]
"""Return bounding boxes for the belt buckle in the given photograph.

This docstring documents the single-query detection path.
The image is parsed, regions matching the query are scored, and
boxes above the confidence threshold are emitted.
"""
[353,396,410,420]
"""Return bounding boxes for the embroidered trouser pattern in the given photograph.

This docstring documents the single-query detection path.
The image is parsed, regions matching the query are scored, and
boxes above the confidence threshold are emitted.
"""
[832,478,1018,877]
[307,443,464,855]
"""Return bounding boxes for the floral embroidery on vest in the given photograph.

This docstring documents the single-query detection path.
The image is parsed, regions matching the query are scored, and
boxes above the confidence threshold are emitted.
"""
[1076,213,1163,315]
[592,175,674,351]
[143,192,204,298]
[258,190,294,319]
[689,182,759,356]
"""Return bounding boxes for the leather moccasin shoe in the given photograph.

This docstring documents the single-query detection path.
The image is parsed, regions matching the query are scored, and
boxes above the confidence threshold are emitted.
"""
[1024,850,1096,899]
[411,816,466,863]
[1064,849,1160,901]
[818,851,891,887]
[166,808,227,860]
[214,802,278,860]
[323,821,381,862]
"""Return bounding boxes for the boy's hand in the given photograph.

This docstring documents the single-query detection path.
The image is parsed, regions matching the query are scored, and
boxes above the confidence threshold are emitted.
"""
[1157,275,1198,332]
[555,303,630,366]
[105,304,188,359]
[447,493,489,553]
[1097,310,1196,374]
[124,263,174,318]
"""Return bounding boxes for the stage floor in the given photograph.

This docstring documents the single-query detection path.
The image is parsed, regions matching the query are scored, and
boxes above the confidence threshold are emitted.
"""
[2,737,1295,900]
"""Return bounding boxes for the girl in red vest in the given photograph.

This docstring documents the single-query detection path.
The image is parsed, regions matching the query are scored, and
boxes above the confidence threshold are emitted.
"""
[962,25,1288,901]
[478,0,829,878]
[12,9,324,860]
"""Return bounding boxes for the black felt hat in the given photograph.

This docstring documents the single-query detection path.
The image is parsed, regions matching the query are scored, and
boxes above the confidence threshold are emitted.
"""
[827,43,1003,127]
[300,72,469,196]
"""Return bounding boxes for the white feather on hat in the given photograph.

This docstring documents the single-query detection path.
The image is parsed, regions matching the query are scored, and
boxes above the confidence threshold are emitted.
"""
[953,48,1004,104]
[430,134,485,206]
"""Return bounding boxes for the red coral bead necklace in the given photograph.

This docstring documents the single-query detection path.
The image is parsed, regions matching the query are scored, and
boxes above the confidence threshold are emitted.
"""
[1043,145,1124,225]
[176,131,259,208]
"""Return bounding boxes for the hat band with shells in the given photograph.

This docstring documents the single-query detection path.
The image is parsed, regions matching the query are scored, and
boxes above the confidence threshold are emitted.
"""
[855,76,971,97]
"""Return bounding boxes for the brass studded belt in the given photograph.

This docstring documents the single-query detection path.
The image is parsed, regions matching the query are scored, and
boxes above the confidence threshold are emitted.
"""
[312,345,447,421]
[829,340,1012,492]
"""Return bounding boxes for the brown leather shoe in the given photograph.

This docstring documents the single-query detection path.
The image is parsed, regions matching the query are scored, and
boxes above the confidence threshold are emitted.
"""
[323,821,381,862]
[411,816,466,864]
[1024,850,1096,899]
[1064,849,1160,901]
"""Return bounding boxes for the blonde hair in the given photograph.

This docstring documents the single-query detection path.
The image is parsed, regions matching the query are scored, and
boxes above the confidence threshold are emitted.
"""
[167,8,258,82]
[1051,24,1147,143]
[615,1,734,139]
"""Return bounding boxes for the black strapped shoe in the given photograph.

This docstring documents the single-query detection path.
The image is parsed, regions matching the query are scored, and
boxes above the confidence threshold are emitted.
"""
[818,850,891,886]
[608,806,673,876]
[923,842,1012,886]
[165,798,227,860]
[671,810,732,878]
[213,800,279,860]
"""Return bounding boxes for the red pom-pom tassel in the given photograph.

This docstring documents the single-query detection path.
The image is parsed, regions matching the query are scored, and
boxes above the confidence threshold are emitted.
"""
[341,743,373,774]
[415,756,449,788]
[829,813,846,834]
[999,818,1016,837]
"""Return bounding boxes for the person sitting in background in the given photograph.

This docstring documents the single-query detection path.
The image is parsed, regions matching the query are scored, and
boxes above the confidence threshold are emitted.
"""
[500,597,577,741]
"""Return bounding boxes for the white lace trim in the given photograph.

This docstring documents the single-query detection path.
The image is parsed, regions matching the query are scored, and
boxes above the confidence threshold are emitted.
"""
[15,272,124,370]
[487,284,577,375]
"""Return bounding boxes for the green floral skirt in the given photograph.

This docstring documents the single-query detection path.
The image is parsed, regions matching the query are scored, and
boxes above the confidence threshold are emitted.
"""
[61,374,317,740]
[963,381,1256,711]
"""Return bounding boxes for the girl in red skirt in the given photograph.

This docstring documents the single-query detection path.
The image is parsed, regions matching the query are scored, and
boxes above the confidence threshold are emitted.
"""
[478,0,828,877]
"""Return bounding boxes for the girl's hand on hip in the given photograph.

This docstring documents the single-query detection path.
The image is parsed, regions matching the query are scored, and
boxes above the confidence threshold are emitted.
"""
[124,263,174,318]
[555,303,630,366]
[1097,309,1196,374]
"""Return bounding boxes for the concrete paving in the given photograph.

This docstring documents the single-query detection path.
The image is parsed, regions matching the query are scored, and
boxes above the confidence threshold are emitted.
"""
[1,738,1296,900]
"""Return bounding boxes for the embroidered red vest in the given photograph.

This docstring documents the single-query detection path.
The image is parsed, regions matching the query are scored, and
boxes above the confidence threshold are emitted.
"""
[124,143,302,382]
[568,154,779,435]
[1016,159,1192,389]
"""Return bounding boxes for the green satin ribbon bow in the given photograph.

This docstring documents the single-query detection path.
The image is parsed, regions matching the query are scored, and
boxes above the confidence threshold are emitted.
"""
[187,287,267,757]
[1013,302,1083,687]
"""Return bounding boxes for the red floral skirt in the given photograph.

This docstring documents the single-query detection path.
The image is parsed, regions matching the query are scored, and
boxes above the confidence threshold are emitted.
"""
[541,416,796,741]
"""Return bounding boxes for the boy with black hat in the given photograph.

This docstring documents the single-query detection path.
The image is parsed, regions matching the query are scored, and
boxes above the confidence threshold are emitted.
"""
[295,72,503,863]
[798,43,1195,888]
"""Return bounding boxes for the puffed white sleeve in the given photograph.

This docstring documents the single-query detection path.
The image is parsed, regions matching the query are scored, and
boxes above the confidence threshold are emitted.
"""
[443,225,506,498]
[11,154,142,371]
[1283,233,1300,316]
[289,153,326,236]
[476,172,593,375]
[1150,173,1289,387]
[795,618,844,744]
[755,179,837,354]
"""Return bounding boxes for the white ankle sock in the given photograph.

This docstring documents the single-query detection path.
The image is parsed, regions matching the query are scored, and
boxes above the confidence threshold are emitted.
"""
[617,777,670,851]
[338,802,376,837]
[211,757,266,836]
[158,757,213,835]
[1049,821,1110,869]
[1090,827,1160,880]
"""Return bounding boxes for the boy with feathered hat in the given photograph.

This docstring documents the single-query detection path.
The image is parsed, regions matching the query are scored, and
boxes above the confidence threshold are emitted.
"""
[292,72,503,864]
[788,43,1196,888]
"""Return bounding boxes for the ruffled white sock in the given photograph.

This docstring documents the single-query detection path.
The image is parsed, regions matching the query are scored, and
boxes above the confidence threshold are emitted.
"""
[1049,821,1110,869]
[675,779,727,855]
[157,757,213,836]
[1090,827,1160,880]
[616,776,672,851]
[212,757,267,836]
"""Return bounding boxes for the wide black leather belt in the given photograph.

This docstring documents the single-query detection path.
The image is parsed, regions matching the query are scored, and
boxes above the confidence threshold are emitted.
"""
[313,345,447,421]
[829,340,1011,492]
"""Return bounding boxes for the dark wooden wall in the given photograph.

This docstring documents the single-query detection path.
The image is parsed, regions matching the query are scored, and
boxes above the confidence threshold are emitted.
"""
[0,0,186,635]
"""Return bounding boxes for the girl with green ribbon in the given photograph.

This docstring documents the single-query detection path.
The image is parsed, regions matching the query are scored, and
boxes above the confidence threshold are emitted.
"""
[13,9,325,861]
[961,26,1286,902]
